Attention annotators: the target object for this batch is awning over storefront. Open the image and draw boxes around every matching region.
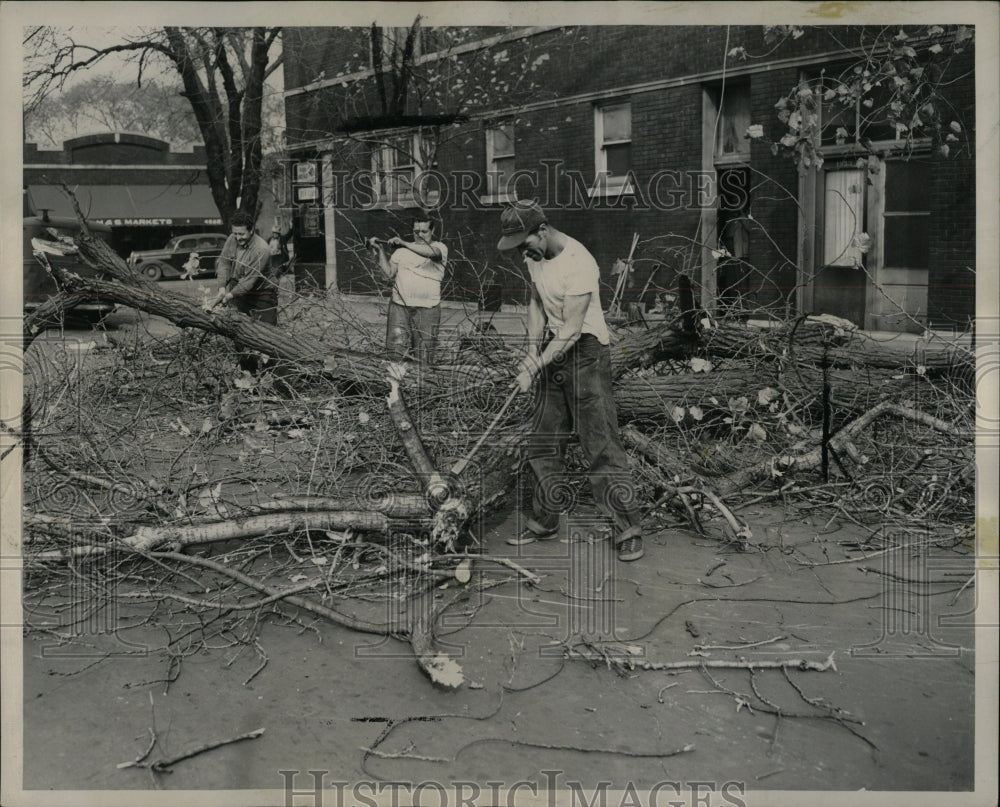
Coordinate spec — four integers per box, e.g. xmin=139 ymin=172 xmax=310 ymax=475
xmin=27 ymin=184 xmax=223 ymax=227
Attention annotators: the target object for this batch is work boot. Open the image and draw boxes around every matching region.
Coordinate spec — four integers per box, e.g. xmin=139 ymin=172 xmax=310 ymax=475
xmin=616 ymin=526 xmax=644 ymax=562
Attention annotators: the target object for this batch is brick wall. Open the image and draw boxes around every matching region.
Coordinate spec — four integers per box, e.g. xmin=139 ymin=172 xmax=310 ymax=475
xmin=926 ymin=48 xmax=976 ymax=330
xmin=285 ymin=26 xmax=977 ymax=328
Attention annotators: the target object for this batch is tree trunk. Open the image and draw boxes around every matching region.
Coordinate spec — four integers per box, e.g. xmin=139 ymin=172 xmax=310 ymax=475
xmin=614 ymin=368 xmax=763 ymax=418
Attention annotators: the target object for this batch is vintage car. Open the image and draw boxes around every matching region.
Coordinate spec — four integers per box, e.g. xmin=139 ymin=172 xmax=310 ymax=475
xmin=127 ymin=232 xmax=229 ymax=281
xmin=24 ymin=213 xmax=116 ymax=322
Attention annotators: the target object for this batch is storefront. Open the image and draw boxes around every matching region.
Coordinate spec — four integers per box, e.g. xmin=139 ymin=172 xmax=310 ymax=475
xmin=24 ymin=133 xmax=222 ymax=259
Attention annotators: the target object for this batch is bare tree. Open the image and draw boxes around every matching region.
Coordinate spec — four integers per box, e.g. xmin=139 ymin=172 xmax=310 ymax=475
xmin=24 ymin=75 xmax=201 ymax=147
xmin=23 ymin=26 xmax=285 ymax=228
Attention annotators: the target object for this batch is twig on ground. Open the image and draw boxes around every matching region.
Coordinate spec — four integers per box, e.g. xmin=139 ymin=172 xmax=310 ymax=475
xmin=149 ymin=727 xmax=265 ymax=772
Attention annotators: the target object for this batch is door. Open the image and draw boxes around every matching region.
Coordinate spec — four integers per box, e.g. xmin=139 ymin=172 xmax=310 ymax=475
xmin=812 ymin=157 xmax=930 ymax=332
xmin=867 ymin=160 xmax=930 ymax=333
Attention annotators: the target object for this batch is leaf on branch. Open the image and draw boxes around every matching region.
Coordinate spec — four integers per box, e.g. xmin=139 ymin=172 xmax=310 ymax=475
xmin=530 ymin=53 xmax=550 ymax=71
xmin=728 ymin=396 xmax=749 ymax=416
xmin=757 ymin=387 xmax=780 ymax=406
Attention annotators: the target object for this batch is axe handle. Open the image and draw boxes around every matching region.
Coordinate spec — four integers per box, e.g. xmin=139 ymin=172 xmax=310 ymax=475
xmin=450 ymin=384 xmax=520 ymax=478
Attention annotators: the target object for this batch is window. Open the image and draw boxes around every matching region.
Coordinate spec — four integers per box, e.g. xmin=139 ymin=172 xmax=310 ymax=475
xmin=485 ymin=122 xmax=515 ymax=200
xmin=883 ymin=161 xmax=929 ymax=269
xmin=801 ymin=71 xmax=909 ymax=149
xmin=594 ymin=102 xmax=632 ymax=191
xmin=713 ymin=84 xmax=751 ymax=164
xmin=371 ymin=133 xmax=421 ymax=205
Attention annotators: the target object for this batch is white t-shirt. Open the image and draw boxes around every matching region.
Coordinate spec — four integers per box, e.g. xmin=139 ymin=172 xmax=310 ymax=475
xmin=391 ymin=241 xmax=448 ymax=307
xmin=527 ymin=235 xmax=610 ymax=345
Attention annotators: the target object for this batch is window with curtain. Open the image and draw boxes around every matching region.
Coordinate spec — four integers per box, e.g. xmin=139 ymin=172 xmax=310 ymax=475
xmin=823 ymin=168 xmax=866 ymax=266
xmin=714 ymin=84 xmax=751 ymax=164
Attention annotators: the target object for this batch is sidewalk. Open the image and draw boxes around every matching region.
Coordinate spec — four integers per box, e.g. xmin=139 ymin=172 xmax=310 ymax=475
xmin=333 ymin=291 xmax=532 ymax=339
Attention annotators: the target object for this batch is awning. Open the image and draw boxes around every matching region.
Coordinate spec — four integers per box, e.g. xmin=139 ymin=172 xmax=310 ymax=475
xmin=27 ymin=184 xmax=223 ymax=227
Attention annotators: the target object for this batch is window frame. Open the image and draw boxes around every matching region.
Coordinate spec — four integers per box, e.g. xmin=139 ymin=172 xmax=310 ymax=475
xmin=592 ymin=100 xmax=634 ymax=197
xmin=483 ymin=121 xmax=516 ymax=203
xmin=711 ymin=82 xmax=752 ymax=166
xmin=370 ymin=131 xmax=424 ymax=207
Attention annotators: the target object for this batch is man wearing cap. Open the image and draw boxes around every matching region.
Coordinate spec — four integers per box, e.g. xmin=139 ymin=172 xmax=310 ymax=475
xmin=498 ymin=200 xmax=644 ymax=562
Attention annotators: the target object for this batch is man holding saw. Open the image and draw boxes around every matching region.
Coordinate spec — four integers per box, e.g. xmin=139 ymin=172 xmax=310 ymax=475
xmin=369 ymin=211 xmax=448 ymax=365
xmin=497 ymin=200 xmax=644 ymax=562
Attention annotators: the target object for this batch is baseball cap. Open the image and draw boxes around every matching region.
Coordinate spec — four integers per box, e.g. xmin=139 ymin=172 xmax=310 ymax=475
xmin=497 ymin=200 xmax=547 ymax=251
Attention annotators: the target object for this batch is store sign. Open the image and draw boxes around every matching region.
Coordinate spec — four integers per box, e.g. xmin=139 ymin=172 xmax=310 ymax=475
xmin=293 ymin=162 xmax=318 ymax=183
xmin=294 ymin=186 xmax=319 ymax=202
xmin=96 ymin=218 xmax=223 ymax=227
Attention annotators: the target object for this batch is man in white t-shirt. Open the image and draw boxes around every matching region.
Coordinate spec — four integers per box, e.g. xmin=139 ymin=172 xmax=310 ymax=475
xmin=497 ymin=200 xmax=644 ymax=562
xmin=370 ymin=212 xmax=448 ymax=364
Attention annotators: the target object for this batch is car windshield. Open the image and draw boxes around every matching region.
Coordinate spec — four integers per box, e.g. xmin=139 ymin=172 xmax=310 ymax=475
xmin=163 ymin=237 xmax=183 ymax=250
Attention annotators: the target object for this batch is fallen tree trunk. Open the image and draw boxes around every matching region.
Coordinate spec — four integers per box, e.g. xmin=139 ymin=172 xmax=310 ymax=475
xmin=614 ymin=369 xmax=762 ymax=418
xmin=50 ymin=219 xmax=973 ymax=391
xmin=27 ymin=512 xmax=398 ymax=559
xmin=614 ymin=364 xmax=906 ymax=420
xmin=702 ymin=319 xmax=971 ymax=372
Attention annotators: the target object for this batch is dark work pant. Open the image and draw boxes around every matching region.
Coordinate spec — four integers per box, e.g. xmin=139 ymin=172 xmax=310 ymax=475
xmin=386 ymin=301 xmax=440 ymax=365
xmin=233 ymin=289 xmax=278 ymax=375
xmin=523 ymin=334 xmax=642 ymax=538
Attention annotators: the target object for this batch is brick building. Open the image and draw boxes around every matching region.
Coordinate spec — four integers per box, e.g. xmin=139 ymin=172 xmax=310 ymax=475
xmin=23 ymin=133 xmax=222 ymax=258
xmin=281 ymin=25 xmax=976 ymax=333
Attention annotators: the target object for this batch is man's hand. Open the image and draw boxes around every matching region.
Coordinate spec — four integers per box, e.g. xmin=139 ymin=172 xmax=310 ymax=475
xmin=387 ymin=236 xmax=406 ymax=248
xmin=514 ymin=354 xmax=542 ymax=393
xmin=205 ymin=288 xmax=233 ymax=311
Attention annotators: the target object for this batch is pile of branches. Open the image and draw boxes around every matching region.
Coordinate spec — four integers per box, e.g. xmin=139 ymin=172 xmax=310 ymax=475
xmin=18 ymin=216 xmax=976 ymax=688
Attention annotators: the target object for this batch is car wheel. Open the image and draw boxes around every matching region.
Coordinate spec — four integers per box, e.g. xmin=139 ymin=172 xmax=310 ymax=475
xmin=141 ymin=262 xmax=167 ymax=281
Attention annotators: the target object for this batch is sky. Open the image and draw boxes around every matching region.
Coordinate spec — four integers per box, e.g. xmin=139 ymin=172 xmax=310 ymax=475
xmin=23 ymin=25 xmax=285 ymax=150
